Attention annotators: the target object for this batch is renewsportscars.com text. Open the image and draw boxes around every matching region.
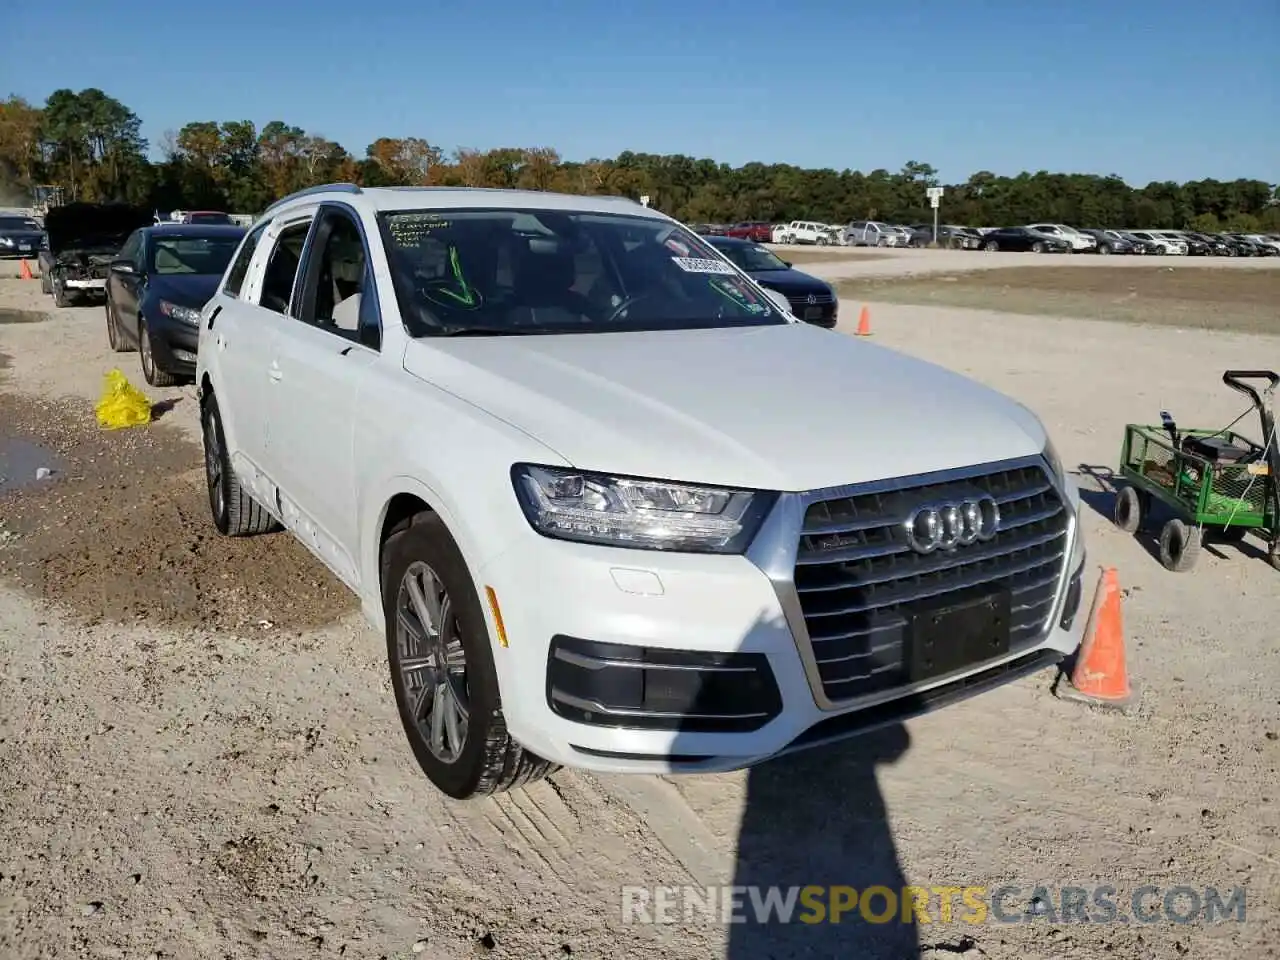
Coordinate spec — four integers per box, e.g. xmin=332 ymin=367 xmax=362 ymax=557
xmin=621 ymin=884 xmax=1248 ymax=926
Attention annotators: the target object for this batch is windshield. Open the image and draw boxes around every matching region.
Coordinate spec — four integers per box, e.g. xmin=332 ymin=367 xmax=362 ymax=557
xmin=378 ymin=208 xmax=789 ymax=336
xmin=713 ymin=242 xmax=789 ymax=272
xmin=148 ymin=235 xmax=242 ymax=275
xmin=0 ymin=217 xmax=39 ymax=231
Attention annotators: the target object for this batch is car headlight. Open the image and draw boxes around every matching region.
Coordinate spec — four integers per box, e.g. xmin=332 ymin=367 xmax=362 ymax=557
xmin=159 ymin=300 xmax=202 ymax=325
xmin=511 ymin=464 xmax=777 ymax=553
xmin=1042 ymin=437 xmax=1067 ymax=488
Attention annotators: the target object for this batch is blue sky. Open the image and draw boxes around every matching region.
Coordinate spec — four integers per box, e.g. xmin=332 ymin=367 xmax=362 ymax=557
xmin=2 ymin=0 xmax=1275 ymax=186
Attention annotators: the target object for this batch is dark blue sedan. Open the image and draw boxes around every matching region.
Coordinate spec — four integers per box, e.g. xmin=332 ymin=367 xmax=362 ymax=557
xmin=104 ymin=223 xmax=246 ymax=386
xmin=702 ymin=235 xmax=839 ymax=328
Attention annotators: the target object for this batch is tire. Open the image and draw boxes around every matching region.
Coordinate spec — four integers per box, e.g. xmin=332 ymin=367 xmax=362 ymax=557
xmin=105 ymin=298 xmax=133 ymax=353
xmin=138 ymin=317 xmax=178 ymax=387
xmin=40 ymin=269 xmax=50 ymax=295
xmin=201 ymin=393 xmax=279 ymax=537
xmin=1158 ymin=518 xmax=1201 ymax=572
xmin=382 ymin=511 xmax=557 ymax=800
xmin=1113 ymin=485 xmax=1144 ymax=533
xmin=52 ymin=279 xmax=71 ymax=308
xmin=984 ymin=240 xmax=998 ymax=252
xmin=1099 ymin=244 xmax=1112 ymax=255
xmin=1031 ymin=241 xmax=1045 ymax=253
xmin=1269 ymin=543 xmax=1280 ymax=572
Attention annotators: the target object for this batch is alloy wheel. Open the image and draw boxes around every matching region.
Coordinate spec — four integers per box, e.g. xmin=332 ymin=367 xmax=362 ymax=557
xmin=395 ymin=561 xmax=470 ymax=764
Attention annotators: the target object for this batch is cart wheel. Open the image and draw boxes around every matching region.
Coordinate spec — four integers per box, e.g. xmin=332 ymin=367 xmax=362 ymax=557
xmin=1113 ymin=486 xmax=1144 ymax=533
xmin=1158 ymin=518 xmax=1201 ymax=572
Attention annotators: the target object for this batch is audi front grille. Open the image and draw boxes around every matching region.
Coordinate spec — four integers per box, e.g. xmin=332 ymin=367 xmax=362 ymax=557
xmin=789 ymin=461 xmax=1070 ymax=705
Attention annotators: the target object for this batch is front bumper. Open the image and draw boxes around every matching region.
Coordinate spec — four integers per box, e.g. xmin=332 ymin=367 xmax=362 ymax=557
xmin=478 ymin=456 xmax=1088 ymax=774
xmin=144 ymin=310 xmax=201 ymax=374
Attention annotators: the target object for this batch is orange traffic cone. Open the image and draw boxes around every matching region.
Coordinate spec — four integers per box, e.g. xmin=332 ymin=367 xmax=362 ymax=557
xmin=18 ymin=258 xmax=34 ymax=280
xmin=855 ymin=304 xmax=872 ymax=336
xmin=1054 ymin=566 xmax=1137 ymax=709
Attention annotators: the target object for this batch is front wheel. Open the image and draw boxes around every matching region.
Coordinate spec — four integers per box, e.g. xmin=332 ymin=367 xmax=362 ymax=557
xmin=1113 ymin=485 xmax=1144 ymax=533
xmin=383 ymin=511 xmax=557 ymax=800
xmin=1031 ymin=241 xmax=1046 ymax=253
xmin=1099 ymin=244 xmax=1112 ymax=255
xmin=138 ymin=317 xmax=178 ymax=387
xmin=984 ymin=240 xmax=999 ymax=252
xmin=1158 ymin=518 xmax=1201 ymax=572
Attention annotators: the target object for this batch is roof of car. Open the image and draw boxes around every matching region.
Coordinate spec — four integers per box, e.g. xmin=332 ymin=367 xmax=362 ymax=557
xmin=264 ymin=183 xmax=661 ymax=219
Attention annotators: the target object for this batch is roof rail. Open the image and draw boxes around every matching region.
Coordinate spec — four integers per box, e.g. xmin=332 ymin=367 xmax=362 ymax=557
xmin=263 ymin=182 xmax=362 ymax=215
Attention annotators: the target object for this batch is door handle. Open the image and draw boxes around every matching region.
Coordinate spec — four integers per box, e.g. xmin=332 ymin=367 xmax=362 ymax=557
xmin=268 ymin=361 xmax=283 ymax=382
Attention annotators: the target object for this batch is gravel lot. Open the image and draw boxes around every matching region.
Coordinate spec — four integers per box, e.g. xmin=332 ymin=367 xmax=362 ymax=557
xmin=1 ymin=251 xmax=1277 ymax=960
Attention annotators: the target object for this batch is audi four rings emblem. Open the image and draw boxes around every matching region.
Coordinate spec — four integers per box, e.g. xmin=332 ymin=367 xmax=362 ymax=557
xmin=904 ymin=496 xmax=1001 ymax=554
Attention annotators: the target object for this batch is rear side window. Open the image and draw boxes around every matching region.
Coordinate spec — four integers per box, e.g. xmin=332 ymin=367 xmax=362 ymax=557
xmin=223 ymin=221 xmax=269 ymax=298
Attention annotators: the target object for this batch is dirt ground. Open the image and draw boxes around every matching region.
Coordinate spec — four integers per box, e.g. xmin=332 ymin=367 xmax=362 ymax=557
xmin=1 ymin=251 xmax=1278 ymax=960
xmin=835 ymin=266 xmax=1280 ymax=334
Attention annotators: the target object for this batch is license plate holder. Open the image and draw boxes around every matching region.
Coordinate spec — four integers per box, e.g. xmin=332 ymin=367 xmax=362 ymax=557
xmin=804 ymin=306 xmax=823 ymax=321
xmin=904 ymin=590 xmax=1011 ymax=683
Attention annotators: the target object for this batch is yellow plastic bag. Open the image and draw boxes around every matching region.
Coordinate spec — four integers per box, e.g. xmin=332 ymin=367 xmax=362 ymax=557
xmin=94 ymin=368 xmax=153 ymax=429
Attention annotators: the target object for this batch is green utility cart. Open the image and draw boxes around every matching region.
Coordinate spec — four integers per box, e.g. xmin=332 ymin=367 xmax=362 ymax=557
xmin=1112 ymin=370 xmax=1279 ymax=572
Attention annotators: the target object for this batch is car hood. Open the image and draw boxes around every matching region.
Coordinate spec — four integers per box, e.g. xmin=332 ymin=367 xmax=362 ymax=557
xmin=401 ymin=323 xmax=1047 ymax=491
xmin=744 ymin=268 xmax=832 ymax=294
xmin=147 ymin=273 xmax=222 ymax=308
xmin=44 ymin=202 xmax=151 ymax=254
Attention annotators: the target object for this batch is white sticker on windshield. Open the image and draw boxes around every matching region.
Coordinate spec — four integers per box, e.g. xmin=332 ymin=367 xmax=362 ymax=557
xmin=671 ymin=256 xmax=737 ymax=275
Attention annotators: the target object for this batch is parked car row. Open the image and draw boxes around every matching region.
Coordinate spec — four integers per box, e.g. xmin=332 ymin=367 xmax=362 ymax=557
xmin=35 ymin=201 xmax=247 ymax=386
xmin=694 ymin=218 xmax=1280 ymax=257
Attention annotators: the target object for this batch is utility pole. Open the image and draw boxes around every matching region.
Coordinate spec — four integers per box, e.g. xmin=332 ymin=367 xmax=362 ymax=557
xmin=926 ymin=186 xmax=944 ymax=246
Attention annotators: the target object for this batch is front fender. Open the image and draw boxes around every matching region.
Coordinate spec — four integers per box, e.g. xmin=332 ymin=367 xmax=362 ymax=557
xmin=354 ymin=371 xmax=569 ymax=633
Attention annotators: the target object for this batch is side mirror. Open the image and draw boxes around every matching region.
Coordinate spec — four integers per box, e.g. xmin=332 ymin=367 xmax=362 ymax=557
xmin=763 ymin=288 xmax=793 ymax=316
xmin=110 ymin=259 xmax=135 ymax=274
xmin=782 ymin=260 xmax=793 ymax=268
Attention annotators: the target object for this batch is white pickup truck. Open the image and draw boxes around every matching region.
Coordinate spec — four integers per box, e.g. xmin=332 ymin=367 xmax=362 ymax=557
xmin=196 ymin=184 xmax=1088 ymax=799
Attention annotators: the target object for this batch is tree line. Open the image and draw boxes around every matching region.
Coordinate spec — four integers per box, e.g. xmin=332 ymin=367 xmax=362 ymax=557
xmin=1 ymin=87 xmax=1277 ymax=233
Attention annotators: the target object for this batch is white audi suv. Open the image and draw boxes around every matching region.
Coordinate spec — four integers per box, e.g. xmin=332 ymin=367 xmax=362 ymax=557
xmin=196 ymin=184 xmax=1088 ymax=799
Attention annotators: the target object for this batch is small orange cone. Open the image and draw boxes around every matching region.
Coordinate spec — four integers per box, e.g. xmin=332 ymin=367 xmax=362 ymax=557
xmin=19 ymin=258 xmax=34 ymax=280
xmin=855 ymin=304 xmax=872 ymax=336
xmin=1055 ymin=566 xmax=1137 ymax=709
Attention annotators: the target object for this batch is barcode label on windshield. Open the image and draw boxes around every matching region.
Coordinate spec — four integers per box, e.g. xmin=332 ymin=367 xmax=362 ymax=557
xmin=671 ymin=257 xmax=737 ymax=275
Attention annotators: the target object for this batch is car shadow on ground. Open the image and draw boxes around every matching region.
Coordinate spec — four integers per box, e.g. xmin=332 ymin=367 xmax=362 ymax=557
xmin=724 ymin=724 xmax=923 ymax=959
